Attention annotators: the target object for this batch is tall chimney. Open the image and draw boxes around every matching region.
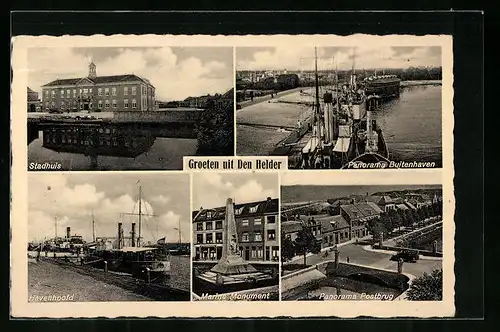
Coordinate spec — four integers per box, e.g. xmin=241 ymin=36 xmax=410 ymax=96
xmin=131 ymin=223 xmax=136 ymax=247
xmin=117 ymin=223 xmax=123 ymax=249
xmin=66 ymin=227 xmax=71 ymax=239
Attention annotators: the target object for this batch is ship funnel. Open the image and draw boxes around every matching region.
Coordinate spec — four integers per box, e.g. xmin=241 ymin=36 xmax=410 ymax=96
xmin=117 ymin=223 xmax=123 ymax=249
xmin=66 ymin=227 xmax=71 ymax=239
xmin=131 ymin=223 xmax=136 ymax=247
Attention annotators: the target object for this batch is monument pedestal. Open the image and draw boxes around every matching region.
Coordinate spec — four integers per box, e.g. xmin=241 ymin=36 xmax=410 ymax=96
xmin=211 ymin=254 xmax=258 ymax=275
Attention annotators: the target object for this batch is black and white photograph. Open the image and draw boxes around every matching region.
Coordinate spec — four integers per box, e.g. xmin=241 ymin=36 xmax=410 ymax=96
xmin=27 ymin=173 xmax=191 ymax=302
xmin=27 ymin=46 xmax=234 ymax=171
xmin=236 ymin=45 xmax=443 ymax=169
xmin=191 ymin=173 xmax=280 ymax=301
xmin=280 ymin=173 xmax=443 ymax=301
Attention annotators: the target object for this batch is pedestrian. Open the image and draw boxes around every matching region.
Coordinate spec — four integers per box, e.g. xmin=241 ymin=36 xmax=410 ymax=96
xmin=347 ymin=256 xmax=350 ymax=263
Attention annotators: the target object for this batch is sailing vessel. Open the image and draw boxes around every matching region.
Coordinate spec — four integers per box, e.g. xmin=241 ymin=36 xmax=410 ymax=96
xmin=86 ymin=182 xmax=171 ymax=279
xmin=294 ymin=47 xmax=391 ymax=169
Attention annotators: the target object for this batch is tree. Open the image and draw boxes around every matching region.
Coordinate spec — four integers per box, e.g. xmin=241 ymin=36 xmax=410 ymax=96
xmin=195 ymin=94 xmax=234 ymax=156
xmin=281 ymin=234 xmax=295 ymax=262
xmin=366 ymin=216 xmax=386 ymax=242
xmin=293 ymin=226 xmax=320 ymax=267
xmin=406 ymin=269 xmax=443 ymax=301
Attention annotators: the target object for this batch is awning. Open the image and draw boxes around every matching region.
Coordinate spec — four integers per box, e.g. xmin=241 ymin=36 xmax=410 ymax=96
xmin=333 ymin=137 xmax=351 ymax=153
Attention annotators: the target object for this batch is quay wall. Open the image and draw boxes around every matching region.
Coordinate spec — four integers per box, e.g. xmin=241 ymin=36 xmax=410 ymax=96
xmin=112 ymin=110 xmax=202 ymax=123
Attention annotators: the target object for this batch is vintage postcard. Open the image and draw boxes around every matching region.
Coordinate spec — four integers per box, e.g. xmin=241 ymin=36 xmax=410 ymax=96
xmin=11 ymin=34 xmax=454 ymax=318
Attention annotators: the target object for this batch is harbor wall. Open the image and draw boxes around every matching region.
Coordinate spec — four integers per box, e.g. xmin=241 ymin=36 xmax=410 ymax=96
xmin=112 ymin=109 xmax=202 ymax=123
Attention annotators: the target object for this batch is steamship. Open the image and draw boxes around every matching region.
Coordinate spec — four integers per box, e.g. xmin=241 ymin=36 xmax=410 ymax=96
xmin=361 ymin=74 xmax=401 ymax=99
xmin=86 ymin=183 xmax=171 ymax=279
xmin=279 ymin=47 xmax=391 ymax=169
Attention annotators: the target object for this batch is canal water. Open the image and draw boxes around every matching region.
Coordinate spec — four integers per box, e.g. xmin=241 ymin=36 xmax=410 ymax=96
xmin=237 ymin=84 xmax=442 ymax=166
xmin=161 ymin=255 xmax=190 ymax=291
xmin=28 ymin=132 xmax=197 ymax=171
xmin=291 ymin=276 xmax=404 ymax=301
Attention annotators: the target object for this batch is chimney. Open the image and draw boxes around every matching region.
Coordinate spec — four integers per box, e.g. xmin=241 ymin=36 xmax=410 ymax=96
xmin=117 ymin=223 xmax=123 ymax=249
xmin=267 ymin=197 xmax=272 ymax=201
xmin=131 ymin=223 xmax=136 ymax=247
xmin=66 ymin=227 xmax=71 ymax=239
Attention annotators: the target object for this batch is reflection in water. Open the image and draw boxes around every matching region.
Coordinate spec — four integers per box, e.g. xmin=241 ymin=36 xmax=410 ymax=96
xmin=28 ymin=123 xmax=198 ymax=170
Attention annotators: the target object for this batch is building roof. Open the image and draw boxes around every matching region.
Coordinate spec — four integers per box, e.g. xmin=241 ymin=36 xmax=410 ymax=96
xmin=192 ymin=198 xmax=279 ymax=222
xmin=42 ymin=74 xmax=153 ymax=87
xmin=396 ymin=204 xmax=409 ymax=210
xmin=281 ymin=221 xmax=303 ymax=234
xmin=340 ymin=202 xmax=382 ymax=221
xmin=115 ymin=247 xmax=157 ymax=253
xmin=321 ymin=215 xmax=350 ymax=233
xmin=377 ymin=195 xmax=393 ymax=205
xmin=404 ymin=201 xmax=417 ymax=210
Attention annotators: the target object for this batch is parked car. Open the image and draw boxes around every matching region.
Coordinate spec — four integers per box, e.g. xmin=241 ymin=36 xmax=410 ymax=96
xmin=390 ymin=250 xmax=419 ymax=263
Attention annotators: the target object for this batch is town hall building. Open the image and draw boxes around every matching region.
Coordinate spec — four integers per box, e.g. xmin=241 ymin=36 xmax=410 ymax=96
xmin=41 ymin=62 xmax=156 ymax=112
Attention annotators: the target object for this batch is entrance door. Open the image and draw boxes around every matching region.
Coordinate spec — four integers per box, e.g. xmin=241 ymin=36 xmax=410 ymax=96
xmin=244 ymin=247 xmax=250 ymax=260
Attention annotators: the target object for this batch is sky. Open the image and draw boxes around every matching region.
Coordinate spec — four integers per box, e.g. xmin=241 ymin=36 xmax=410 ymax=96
xmin=236 ymin=46 xmax=441 ymax=71
xmin=28 ymin=173 xmax=190 ymax=244
xmin=192 ymin=173 xmax=279 ymax=210
xmin=28 ymin=47 xmax=233 ymax=101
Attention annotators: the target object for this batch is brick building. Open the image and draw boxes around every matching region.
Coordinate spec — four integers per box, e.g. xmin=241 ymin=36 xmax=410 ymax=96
xmin=192 ymin=197 xmax=279 ymax=262
xmin=41 ymin=62 xmax=156 ymax=112
xmin=27 ymin=87 xmax=41 ymax=112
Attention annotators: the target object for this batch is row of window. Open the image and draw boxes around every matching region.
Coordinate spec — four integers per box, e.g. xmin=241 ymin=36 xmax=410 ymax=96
xmin=45 ymin=99 xmax=138 ymax=109
xmin=195 ymin=215 xmax=276 ymax=231
xmin=44 ymin=86 xmax=155 ymax=99
xmin=44 ymin=135 xmax=140 ymax=148
xmin=195 ymin=229 xmax=276 ymax=244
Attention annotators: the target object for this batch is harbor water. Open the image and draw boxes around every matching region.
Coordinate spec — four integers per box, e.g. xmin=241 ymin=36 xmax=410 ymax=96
xmin=237 ymin=84 xmax=442 ymax=166
xmin=28 ymin=134 xmax=197 ymax=170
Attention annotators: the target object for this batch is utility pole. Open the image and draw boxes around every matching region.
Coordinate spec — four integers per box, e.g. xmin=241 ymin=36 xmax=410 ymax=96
xmin=54 ymin=216 xmax=58 ymax=239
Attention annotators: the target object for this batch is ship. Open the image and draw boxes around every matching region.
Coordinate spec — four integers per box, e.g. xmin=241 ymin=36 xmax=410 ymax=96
xmin=361 ymin=74 xmax=401 ymax=99
xmin=279 ymin=47 xmax=391 ymax=169
xmin=85 ymin=182 xmax=172 ymax=279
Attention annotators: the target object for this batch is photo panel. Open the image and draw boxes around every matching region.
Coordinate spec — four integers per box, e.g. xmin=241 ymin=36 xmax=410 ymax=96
xmin=27 ymin=46 xmax=235 ymax=171
xmin=191 ymin=172 xmax=280 ymax=301
xmin=280 ymin=171 xmax=445 ymax=302
xmin=236 ymin=45 xmax=443 ymax=170
xmin=27 ymin=172 xmax=191 ymax=302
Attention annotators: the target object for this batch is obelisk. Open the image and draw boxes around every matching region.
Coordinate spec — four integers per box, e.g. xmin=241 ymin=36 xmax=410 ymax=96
xmin=210 ymin=198 xmax=257 ymax=275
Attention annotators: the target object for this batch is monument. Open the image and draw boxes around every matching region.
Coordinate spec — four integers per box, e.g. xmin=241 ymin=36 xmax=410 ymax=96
xmin=211 ymin=198 xmax=258 ymax=275
xmin=195 ymin=198 xmax=275 ymax=292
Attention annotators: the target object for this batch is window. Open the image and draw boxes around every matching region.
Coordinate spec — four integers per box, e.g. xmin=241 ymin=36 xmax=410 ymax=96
xmin=196 ymin=223 xmax=203 ymax=231
xmin=73 ymin=89 xmax=76 ymax=97
xmin=105 ymin=88 xmax=109 ymax=96
xmin=254 ymin=232 xmax=262 ymax=241
xmin=257 ymin=246 xmax=263 ymax=259
xmin=254 ymin=218 xmax=262 ymax=225
xmin=79 ymin=89 xmax=83 ymax=95
xmin=242 ymin=232 xmax=249 ymax=242
xmin=83 ymin=88 xmax=88 ymax=95
xmin=241 ymin=219 xmax=249 ymax=227
xmin=61 ymin=101 xmax=65 ymax=109
xmin=132 ymin=99 xmax=137 ymax=109
xmin=132 ymin=86 xmax=137 ymax=95
xmin=124 ymin=86 xmax=128 ymax=95
xmin=60 ymin=90 xmax=64 ymax=97
xmin=206 ymin=233 xmax=213 ymax=244
xmin=249 ymin=205 xmax=259 ymax=213
xmin=89 ymin=88 xmax=92 ymax=94
xmin=205 ymin=222 xmax=213 ymax=231
xmin=98 ymin=101 xmax=103 ymax=109
xmin=215 ymin=221 xmax=223 ymax=229
xmin=196 ymin=234 xmax=203 ymax=244
xmin=267 ymin=215 xmax=276 ymax=224
xmin=124 ymin=99 xmax=128 ymax=108
xmin=105 ymin=100 xmax=110 ymax=108
xmin=51 ymin=90 xmax=55 ymax=98
xmin=98 ymin=88 xmax=102 ymax=96
xmin=45 ymin=90 xmax=48 ymax=97
xmin=272 ymin=246 xmax=279 ymax=260
xmin=112 ymin=100 xmax=117 ymax=108
xmin=79 ymin=103 xmax=83 ymax=110
xmin=206 ymin=211 xmax=212 ymax=219
xmin=45 ymin=102 xmax=49 ymax=108
xmin=215 ymin=232 xmax=222 ymax=243
xmin=235 ymin=207 xmax=244 ymax=215
xmin=112 ymin=87 xmax=116 ymax=96
xmin=267 ymin=230 xmax=276 ymax=240
xmin=66 ymin=89 xmax=70 ymax=97
xmin=251 ymin=246 xmax=257 ymax=259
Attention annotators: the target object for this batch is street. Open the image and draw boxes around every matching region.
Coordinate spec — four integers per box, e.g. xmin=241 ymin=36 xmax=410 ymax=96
xmin=291 ymin=242 xmax=442 ymax=278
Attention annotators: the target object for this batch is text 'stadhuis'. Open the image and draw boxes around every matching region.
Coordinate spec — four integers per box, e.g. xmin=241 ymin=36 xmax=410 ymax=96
xmin=41 ymin=62 xmax=156 ymax=112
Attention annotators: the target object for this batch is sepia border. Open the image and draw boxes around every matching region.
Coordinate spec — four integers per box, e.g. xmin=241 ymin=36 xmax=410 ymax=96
xmin=11 ymin=34 xmax=454 ymax=318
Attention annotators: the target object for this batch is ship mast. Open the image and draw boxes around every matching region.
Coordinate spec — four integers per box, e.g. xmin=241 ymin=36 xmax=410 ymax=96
xmin=138 ymin=184 xmax=142 ymax=247
xmin=54 ymin=216 xmax=58 ymax=239
xmin=92 ymin=210 xmax=96 ymax=242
